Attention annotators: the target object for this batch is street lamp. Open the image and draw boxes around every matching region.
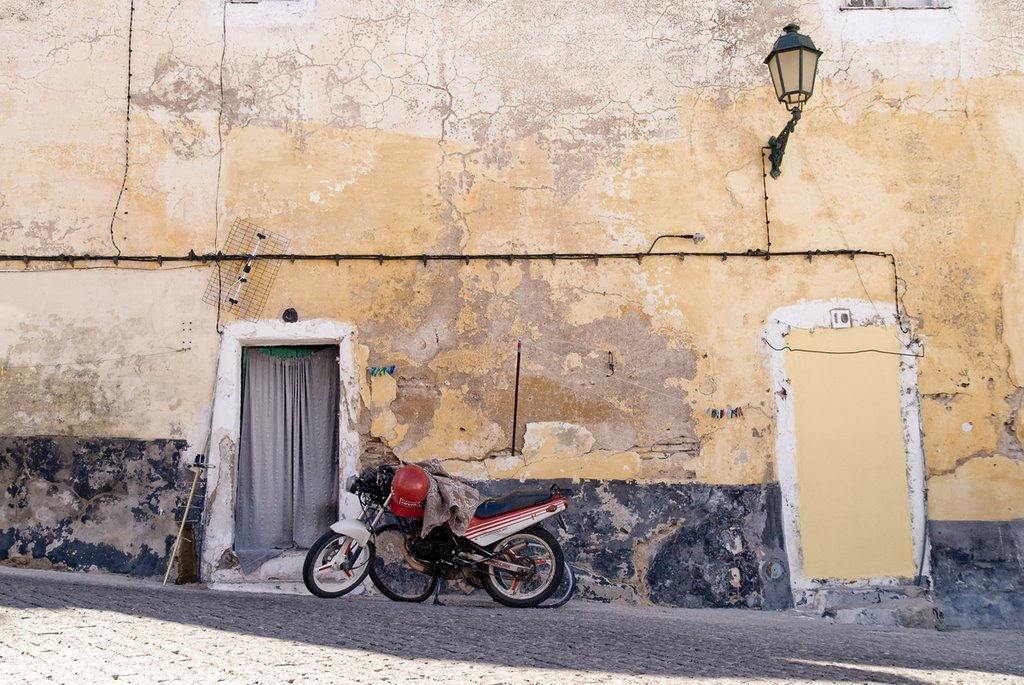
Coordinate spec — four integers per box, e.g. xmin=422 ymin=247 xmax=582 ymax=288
xmin=764 ymin=23 xmax=822 ymax=178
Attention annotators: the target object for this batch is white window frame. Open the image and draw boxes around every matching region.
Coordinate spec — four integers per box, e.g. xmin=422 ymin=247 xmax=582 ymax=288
xmin=841 ymin=0 xmax=951 ymax=9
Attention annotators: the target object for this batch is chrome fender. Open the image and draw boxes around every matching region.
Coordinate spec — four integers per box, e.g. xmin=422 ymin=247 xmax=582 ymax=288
xmin=329 ymin=519 xmax=372 ymax=547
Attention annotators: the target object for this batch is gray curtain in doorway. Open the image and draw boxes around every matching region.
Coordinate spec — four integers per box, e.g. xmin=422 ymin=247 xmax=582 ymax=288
xmin=234 ymin=346 xmax=339 ymax=574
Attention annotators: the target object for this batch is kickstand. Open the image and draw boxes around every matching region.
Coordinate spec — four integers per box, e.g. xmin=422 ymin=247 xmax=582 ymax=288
xmin=432 ymin=577 xmax=444 ymax=605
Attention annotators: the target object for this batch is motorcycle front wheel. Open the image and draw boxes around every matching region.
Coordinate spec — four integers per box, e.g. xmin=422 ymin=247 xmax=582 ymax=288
xmin=302 ymin=530 xmax=374 ymax=598
xmin=482 ymin=526 xmax=564 ymax=608
xmin=539 ymin=563 xmax=577 ymax=608
xmin=368 ymin=523 xmax=438 ymax=602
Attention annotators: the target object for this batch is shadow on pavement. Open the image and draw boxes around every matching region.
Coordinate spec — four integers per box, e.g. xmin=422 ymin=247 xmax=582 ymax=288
xmin=1 ymin=566 xmax=1022 ymax=684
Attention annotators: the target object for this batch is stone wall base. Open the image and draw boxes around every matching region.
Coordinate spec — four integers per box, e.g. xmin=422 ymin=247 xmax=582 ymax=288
xmin=929 ymin=519 xmax=1024 ymax=629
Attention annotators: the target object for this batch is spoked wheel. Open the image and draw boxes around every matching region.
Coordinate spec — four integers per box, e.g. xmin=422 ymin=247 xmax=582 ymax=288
xmin=302 ymin=531 xmax=373 ymax=598
xmin=482 ymin=526 xmax=564 ymax=608
xmin=368 ymin=524 xmax=438 ymax=603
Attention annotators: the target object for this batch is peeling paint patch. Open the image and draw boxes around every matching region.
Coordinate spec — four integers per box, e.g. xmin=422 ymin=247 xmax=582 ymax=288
xmin=0 ymin=437 xmax=187 ymax=576
xmin=474 ymin=479 xmax=790 ymax=610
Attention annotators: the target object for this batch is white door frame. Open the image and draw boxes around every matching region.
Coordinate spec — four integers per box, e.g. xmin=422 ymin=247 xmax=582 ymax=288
xmin=200 ymin=319 xmax=362 ymax=585
xmin=762 ymin=300 xmax=929 ymax=596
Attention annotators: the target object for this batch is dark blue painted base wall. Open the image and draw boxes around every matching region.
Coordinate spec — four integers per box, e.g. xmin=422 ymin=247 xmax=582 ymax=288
xmin=7 ymin=437 xmax=1020 ymax=626
xmin=930 ymin=519 xmax=1024 ymax=629
xmin=475 ymin=479 xmax=793 ymax=610
xmin=1 ymin=436 xmax=188 ymax=576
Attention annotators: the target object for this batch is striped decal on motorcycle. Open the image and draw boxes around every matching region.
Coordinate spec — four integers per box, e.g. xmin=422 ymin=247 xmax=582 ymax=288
xmin=464 ymin=498 xmax=567 ymax=542
xmin=465 ymin=507 xmax=538 ymax=538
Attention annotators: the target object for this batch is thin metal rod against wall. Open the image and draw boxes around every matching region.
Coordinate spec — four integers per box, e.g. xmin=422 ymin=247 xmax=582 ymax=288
xmin=511 ymin=339 xmax=522 ymax=456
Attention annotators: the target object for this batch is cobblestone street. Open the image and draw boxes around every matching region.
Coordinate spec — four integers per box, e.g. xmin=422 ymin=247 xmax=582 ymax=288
xmin=0 ymin=566 xmax=1021 ymax=684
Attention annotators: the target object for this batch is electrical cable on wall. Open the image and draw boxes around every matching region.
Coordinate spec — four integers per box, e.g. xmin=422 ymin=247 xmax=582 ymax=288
xmin=214 ymin=0 xmax=228 ymax=252
xmin=107 ymin=0 xmax=136 ymax=257
xmin=762 ymin=338 xmax=923 ymax=358
xmin=0 ymin=264 xmax=205 ymax=273
xmin=760 ymin=147 xmax=773 ymax=254
xmin=791 ymin=130 xmax=914 ymax=338
xmin=0 ymin=245 xmax=912 ymax=333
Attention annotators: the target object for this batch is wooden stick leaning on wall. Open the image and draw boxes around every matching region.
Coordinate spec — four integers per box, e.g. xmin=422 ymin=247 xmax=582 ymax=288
xmin=163 ymin=455 xmax=209 ymax=586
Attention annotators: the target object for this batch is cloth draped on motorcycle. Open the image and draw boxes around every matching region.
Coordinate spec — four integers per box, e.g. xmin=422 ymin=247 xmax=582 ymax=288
xmin=413 ymin=459 xmax=485 ymax=536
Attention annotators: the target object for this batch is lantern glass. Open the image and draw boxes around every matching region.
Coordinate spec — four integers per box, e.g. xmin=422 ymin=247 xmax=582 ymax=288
xmin=764 ymin=24 xmax=822 ymax=108
xmin=800 ymin=50 xmax=820 ymax=97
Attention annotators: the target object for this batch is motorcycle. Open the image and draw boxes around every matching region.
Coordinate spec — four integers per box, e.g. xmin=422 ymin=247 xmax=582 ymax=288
xmin=302 ymin=462 xmax=572 ymax=608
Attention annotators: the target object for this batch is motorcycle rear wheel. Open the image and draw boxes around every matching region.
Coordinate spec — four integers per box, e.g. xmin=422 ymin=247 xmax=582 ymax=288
xmin=482 ymin=526 xmax=564 ymax=608
xmin=368 ymin=524 xmax=438 ymax=603
xmin=302 ymin=530 xmax=373 ymax=598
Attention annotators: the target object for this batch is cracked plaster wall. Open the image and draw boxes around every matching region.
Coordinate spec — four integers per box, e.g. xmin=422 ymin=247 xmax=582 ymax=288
xmin=1 ymin=1 xmax=1024 ymax=603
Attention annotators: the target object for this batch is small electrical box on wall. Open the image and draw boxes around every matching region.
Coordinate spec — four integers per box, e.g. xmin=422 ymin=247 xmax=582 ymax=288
xmin=830 ymin=308 xmax=853 ymax=328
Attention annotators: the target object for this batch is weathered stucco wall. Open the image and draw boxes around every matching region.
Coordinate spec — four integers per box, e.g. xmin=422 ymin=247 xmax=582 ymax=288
xmin=2 ymin=0 xmax=1023 ymax=624
xmin=1 ymin=436 xmax=188 ymax=575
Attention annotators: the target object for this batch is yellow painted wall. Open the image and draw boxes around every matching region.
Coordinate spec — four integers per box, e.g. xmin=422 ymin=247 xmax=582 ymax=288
xmin=928 ymin=456 xmax=1024 ymax=521
xmin=0 ymin=1 xmax=1022 ymax=528
xmin=786 ymin=327 xmax=915 ymax=580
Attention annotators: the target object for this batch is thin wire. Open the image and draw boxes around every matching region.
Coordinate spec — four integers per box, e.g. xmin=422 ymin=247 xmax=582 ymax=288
xmin=760 ymin=146 xmax=772 ymax=254
xmin=212 ymin=1 xmax=229 ymax=334
xmin=889 ymin=254 xmax=911 ymax=335
xmin=214 ymin=0 xmax=228 ymax=251
xmin=793 ymin=134 xmax=913 ymax=337
xmin=762 ymin=338 xmax=924 ymax=358
xmin=107 ymin=0 xmax=134 ymax=257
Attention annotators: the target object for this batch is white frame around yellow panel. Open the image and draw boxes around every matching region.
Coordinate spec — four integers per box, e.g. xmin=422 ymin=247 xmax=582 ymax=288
xmin=763 ymin=300 xmax=928 ymax=597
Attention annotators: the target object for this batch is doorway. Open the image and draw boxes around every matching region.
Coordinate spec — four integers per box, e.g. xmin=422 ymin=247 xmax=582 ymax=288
xmin=233 ymin=345 xmax=339 ymax=574
xmin=201 ymin=319 xmax=361 ymax=586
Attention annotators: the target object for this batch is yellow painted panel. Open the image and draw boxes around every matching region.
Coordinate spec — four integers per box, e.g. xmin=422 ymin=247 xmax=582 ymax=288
xmin=786 ymin=327 xmax=915 ymax=580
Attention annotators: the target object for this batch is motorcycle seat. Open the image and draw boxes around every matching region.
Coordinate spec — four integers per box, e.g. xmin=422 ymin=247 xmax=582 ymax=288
xmin=473 ymin=490 xmax=554 ymax=519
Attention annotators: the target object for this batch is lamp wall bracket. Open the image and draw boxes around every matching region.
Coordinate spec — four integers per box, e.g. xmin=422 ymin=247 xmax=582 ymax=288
xmin=768 ymin=107 xmax=802 ymax=179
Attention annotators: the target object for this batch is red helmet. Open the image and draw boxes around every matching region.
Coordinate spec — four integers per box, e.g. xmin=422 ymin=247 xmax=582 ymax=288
xmin=390 ymin=464 xmax=429 ymax=518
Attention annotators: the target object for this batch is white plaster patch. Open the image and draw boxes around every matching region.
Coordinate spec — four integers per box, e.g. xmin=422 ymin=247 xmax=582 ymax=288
xmin=319 ymin=163 xmax=372 ymax=195
xmin=562 ymin=352 xmax=583 ymax=373
xmin=522 ymin=421 xmax=596 ymax=458
xmin=820 ymin=0 xmax=972 ymax=50
xmin=593 ymin=481 xmax=641 ymax=539
xmin=216 ymin=0 xmax=316 ymax=28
